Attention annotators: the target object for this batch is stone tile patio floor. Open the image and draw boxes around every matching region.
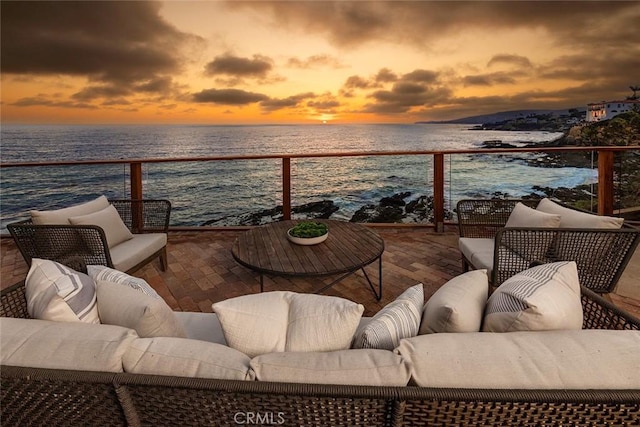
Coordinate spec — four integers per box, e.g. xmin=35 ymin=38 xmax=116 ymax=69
xmin=2 ymin=226 xmax=639 ymax=319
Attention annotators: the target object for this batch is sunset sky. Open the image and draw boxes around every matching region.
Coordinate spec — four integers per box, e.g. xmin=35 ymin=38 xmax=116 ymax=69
xmin=2 ymin=1 xmax=639 ymax=125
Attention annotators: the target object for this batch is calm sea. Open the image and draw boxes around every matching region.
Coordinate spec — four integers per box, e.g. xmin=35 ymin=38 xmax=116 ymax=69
xmin=0 ymin=124 xmax=596 ymax=230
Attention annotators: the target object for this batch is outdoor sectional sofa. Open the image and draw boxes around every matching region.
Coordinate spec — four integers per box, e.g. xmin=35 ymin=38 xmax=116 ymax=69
xmin=2 ymin=258 xmax=639 ymax=426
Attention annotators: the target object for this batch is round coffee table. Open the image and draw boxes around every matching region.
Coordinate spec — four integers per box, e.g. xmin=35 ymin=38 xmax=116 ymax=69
xmin=231 ymin=220 xmax=384 ymax=300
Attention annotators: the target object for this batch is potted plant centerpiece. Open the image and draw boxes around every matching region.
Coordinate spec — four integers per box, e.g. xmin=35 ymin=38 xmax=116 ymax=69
xmin=287 ymin=221 xmax=329 ymax=245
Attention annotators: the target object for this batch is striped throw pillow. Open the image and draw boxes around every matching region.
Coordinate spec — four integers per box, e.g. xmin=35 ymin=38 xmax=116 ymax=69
xmin=87 ymin=265 xmax=159 ymax=298
xmin=353 ymin=283 xmax=424 ymax=350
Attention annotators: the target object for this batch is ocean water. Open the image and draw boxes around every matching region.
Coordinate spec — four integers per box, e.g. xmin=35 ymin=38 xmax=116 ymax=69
xmin=0 ymin=124 xmax=596 ymax=229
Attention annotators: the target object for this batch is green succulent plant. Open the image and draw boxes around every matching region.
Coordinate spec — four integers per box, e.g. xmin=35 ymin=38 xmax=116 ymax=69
xmin=289 ymin=221 xmax=328 ymax=238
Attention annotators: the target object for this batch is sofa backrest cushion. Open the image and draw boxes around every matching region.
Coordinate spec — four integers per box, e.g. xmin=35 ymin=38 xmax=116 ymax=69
xmin=123 ymin=337 xmax=254 ymax=381
xmin=396 ymin=329 xmax=640 ymax=389
xmin=420 ymin=270 xmax=488 ymax=334
xmin=26 ymin=258 xmax=100 ymax=323
xmin=96 ymin=280 xmax=186 ymax=338
xmin=536 ymin=198 xmax=624 ymax=229
xmin=213 ymin=291 xmax=364 ymax=358
xmin=30 ymin=195 xmax=110 ymax=225
xmin=0 ymin=317 xmax=137 ymax=373
xmin=482 ymin=261 xmax=583 ymax=332
xmin=352 ymin=283 xmax=423 ymax=350
xmin=250 ymin=349 xmax=410 ymax=386
xmin=69 ymin=205 xmax=133 ymax=248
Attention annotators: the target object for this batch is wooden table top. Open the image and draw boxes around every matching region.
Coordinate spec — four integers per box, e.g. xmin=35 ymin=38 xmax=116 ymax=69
xmin=231 ymin=220 xmax=384 ymax=277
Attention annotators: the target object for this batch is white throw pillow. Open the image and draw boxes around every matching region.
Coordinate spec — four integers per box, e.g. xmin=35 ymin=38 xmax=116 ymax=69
xmin=419 ymin=270 xmax=488 ymax=334
xmin=536 ymin=198 xmax=623 ymax=229
xmin=87 ymin=265 xmax=159 ymax=298
xmin=482 ymin=261 xmax=583 ymax=332
xmin=30 ymin=195 xmax=110 ymax=225
xmin=25 ymin=258 xmax=100 ymax=323
xmin=96 ymin=280 xmax=186 ymax=338
xmin=352 ymin=283 xmax=423 ymax=350
xmin=505 ymin=202 xmax=561 ymax=228
xmin=212 ymin=291 xmax=364 ymax=358
xmin=69 ymin=205 xmax=133 ymax=248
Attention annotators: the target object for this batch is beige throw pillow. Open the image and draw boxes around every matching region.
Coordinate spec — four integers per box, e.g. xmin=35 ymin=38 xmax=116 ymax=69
xmin=30 ymin=195 xmax=110 ymax=225
xmin=505 ymin=202 xmax=561 ymax=228
xmin=87 ymin=265 xmax=159 ymax=298
xmin=25 ymin=258 xmax=100 ymax=324
xmin=69 ymin=205 xmax=133 ymax=248
xmin=482 ymin=261 xmax=583 ymax=332
xmin=212 ymin=291 xmax=364 ymax=358
xmin=419 ymin=270 xmax=488 ymax=334
xmin=536 ymin=198 xmax=623 ymax=229
xmin=96 ymin=280 xmax=186 ymax=338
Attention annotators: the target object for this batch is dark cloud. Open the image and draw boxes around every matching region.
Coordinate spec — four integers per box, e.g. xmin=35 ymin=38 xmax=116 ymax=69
xmin=287 ymin=54 xmax=345 ymax=69
xmin=11 ymin=95 xmax=98 ymax=110
xmin=1 ymin=1 xmax=203 ymax=98
xmin=204 ymin=54 xmax=273 ymax=78
xmin=375 ymin=68 xmax=398 ymax=84
xmin=192 ymin=88 xmax=269 ymax=105
xmin=259 ymin=92 xmax=315 ymax=111
xmin=462 ymin=72 xmax=517 ymax=87
xmin=488 ymin=54 xmax=533 ymax=69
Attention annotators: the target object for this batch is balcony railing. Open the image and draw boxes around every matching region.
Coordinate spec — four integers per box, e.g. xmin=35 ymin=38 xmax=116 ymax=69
xmin=1 ymin=146 xmax=637 ymax=232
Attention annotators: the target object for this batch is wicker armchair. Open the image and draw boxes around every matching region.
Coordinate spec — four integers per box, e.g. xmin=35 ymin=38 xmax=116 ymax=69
xmin=457 ymin=199 xmax=640 ymax=293
xmin=7 ymin=199 xmax=171 ymax=274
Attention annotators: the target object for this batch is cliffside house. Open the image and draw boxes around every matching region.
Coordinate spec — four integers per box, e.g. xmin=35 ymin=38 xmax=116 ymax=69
xmin=586 ymin=99 xmax=640 ymax=122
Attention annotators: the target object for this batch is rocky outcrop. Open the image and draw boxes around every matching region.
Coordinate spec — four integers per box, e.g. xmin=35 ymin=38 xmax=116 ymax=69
xmin=350 ymin=192 xmax=452 ymax=223
xmin=202 ymin=200 xmax=339 ymax=226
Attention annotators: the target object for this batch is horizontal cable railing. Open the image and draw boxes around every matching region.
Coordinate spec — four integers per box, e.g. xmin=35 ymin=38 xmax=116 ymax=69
xmin=1 ymin=146 xmax=637 ymax=232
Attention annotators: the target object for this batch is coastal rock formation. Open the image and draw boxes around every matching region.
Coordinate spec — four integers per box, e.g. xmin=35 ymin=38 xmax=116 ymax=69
xmin=202 ymin=200 xmax=339 ymax=226
xmin=350 ymin=192 xmax=452 ymax=223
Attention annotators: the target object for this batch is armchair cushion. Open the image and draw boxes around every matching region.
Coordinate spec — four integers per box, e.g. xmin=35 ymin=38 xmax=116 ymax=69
xmin=109 ymin=233 xmax=167 ymax=273
xmin=458 ymin=238 xmax=495 ymax=274
xmin=419 ymin=270 xmax=488 ymax=334
xmin=483 ymin=261 xmax=583 ymax=332
xmin=25 ymin=258 xmax=100 ymax=324
xmin=536 ymin=198 xmax=623 ymax=229
xmin=96 ymin=280 xmax=186 ymax=338
xmin=352 ymin=284 xmax=423 ymax=350
xmin=69 ymin=205 xmax=133 ymax=248
xmin=30 ymin=195 xmax=110 ymax=225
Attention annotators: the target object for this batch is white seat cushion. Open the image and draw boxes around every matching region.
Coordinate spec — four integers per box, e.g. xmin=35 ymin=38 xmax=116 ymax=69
xmin=459 ymin=238 xmax=495 ymax=273
xmin=110 ymin=233 xmax=167 ymax=272
xmin=123 ymin=337 xmax=254 ymax=380
xmin=30 ymin=195 xmax=110 ymax=225
xmin=0 ymin=317 xmax=137 ymax=373
xmin=250 ymin=349 xmax=410 ymax=386
xmin=396 ymin=330 xmax=640 ymax=389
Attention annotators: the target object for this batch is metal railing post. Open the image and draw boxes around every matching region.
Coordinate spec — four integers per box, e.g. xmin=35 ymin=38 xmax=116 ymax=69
xmin=282 ymin=157 xmax=292 ymax=220
xmin=598 ymin=150 xmax=614 ymax=216
xmin=433 ymin=153 xmax=445 ymax=232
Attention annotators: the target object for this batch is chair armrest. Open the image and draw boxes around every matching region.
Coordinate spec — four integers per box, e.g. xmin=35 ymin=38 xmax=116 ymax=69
xmin=109 ymin=199 xmax=171 ymax=233
xmin=494 ymin=227 xmax=640 ymax=293
xmin=581 ymin=285 xmax=640 ymax=330
xmin=7 ymin=220 xmax=112 ymax=270
xmin=456 ymin=199 xmax=537 ymax=238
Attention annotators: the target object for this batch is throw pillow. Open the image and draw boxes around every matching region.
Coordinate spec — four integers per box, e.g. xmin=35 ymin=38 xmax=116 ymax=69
xmin=352 ymin=283 xmax=423 ymax=350
xmin=505 ymin=202 xmax=561 ymax=228
xmin=482 ymin=261 xmax=583 ymax=332
xmin=536 ymin=198 xmax=624 ymax=229
xmin=69 ymin=205 xmax=133 ymax=248
xmin=96 ymin=280 xmax=186 ymax=338
xmin=25 ymin=258 xmax=100 ymax=323
xmin=419 ymin=270 xmax=488 ymax=334
xmin=212 ymin=291 xmax=364 ymax=358
xmin=30 ymin=195 xmax=110 ymax=225
xmin=87 ymin=265 xmax=159 ymax=298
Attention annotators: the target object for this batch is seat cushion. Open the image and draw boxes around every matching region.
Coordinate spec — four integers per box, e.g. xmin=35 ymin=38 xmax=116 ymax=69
xmin=30 ymin=195 xmax=110 ymax=225
xmin=0 ymin=317 xmax=137 ymax=373
xmin=250 ymin=349 xmax=411 ymax=386
xmin=419 ymin=270 xmax=488 ymax=334
xmin=352 ymin=284 xmax=423 ymax=350
xmin=536 ymin=198 xmax=624 ymax=229
xmin=396 ymin=329 xmax=640 ymax=389
xmin=110 ymin=233 xmax=167 ymax=272
xmin=458 ymin=237 xmax=494 ymax=273
xmin=69 ymin=205 xmax=133 ymax=248
xmin=123 ymin=337 xmax=254 ymax=380
xmin=483 ymin=261 xmax=583 ymax=332
xmin=212 ymin=291 xmax=364 ymax=358
xmin=96 ymin=280 xmax=186 ymax=338
xmin=25 ymin=258 xmax=100 ymax=323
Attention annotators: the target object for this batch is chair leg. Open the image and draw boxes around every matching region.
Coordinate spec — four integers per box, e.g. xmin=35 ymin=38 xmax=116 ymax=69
xmin=159 ymin=247 xmax=168 ymax=271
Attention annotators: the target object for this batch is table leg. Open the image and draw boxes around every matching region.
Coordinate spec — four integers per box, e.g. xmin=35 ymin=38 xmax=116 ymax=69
xmin=361 ymin=256 xmax=382 ymax=301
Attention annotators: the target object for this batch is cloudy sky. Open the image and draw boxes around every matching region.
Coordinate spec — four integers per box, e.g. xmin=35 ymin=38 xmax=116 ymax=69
xmin=2 ymin=1 xmax=639 ymax=124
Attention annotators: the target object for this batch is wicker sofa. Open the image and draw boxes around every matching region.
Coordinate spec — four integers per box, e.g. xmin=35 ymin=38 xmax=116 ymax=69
xmin=2 ymin=276 xmax=639 ymax=427
xmin=457 ymin=198 xmax=640 ymax=293
xmin=7 ymin=197 xmax=171 ymax=274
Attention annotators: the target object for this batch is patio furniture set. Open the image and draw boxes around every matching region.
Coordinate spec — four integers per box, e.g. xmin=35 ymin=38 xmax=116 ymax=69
xmin=2 ymin=196 xmax=640 ymax=425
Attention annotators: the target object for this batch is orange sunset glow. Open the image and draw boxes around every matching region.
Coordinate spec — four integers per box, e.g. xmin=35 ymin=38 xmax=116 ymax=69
xmin=1 ymin=1 xmax=639 ymax=125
